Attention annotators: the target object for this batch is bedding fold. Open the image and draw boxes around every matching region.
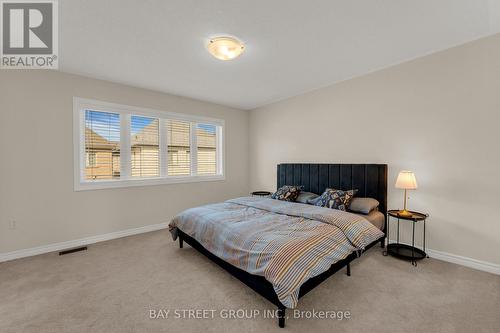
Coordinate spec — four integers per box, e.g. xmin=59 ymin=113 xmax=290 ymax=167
xmin=169 ymin=196 xmax=383 ymax=308
xmin=226 ymin=196 xmax=383 ymax=250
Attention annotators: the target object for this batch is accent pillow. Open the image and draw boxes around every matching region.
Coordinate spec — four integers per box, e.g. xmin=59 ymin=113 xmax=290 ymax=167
xmin=296 ymin=191 xmax=319 ymax=204
xmin=315 ymin=189 xmax=358 ymax=211
xmin=271 ymin=185 xmax=302 ymax=202
xmin=348 ymin=197 xmax=380 ymax=215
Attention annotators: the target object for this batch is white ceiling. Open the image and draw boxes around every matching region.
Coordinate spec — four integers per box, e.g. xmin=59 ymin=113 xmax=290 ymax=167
xmin=60 ymin=0 xmax=500 ymax=110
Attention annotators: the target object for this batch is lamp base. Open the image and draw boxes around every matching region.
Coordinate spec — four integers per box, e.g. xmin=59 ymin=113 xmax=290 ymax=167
xmin=397 ymin=209 xmax=413 ymax=217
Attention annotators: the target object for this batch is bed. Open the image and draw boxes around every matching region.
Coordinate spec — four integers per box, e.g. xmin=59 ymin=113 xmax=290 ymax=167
xmin=169 ymin=163 xmax=387 ymax=327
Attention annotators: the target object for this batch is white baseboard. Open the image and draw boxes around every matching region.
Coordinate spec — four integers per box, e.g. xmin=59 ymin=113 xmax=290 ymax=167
xmin=387 ymin=239 xmax=500 ymax=275
xmin=426 ymin=248 xmax=500 ymax=275
xmin=0 ymin=222 xmax=169 ymax=263
xmin=2 ymin=228 xmax=499 ymax=276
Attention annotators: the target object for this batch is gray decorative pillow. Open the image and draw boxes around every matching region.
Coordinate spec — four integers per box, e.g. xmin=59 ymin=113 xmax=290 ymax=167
xmin=315 ymin=189 xmax=358 ymax=211
xmin=348 ymin=197 xmax=380 ymax=215
xmin=271 ymin=185 xmax=302 ymax=202
xmin=296 ymin=191 xmax=319 ymax=204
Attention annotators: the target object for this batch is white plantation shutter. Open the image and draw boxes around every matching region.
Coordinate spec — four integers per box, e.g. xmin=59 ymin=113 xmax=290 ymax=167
xmin=196 ymin=124 xmax=218 ymax=175
xmin=131 ymin=116 xmax=160 ymax=177
xmin=167 ymin=120 xmax=191 ymax=176
xmin=84 ymin=110 xmax=121 ymax=180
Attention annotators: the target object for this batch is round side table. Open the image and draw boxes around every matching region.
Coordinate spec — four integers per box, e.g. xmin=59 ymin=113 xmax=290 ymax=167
xmin=384 ymin=210 xmax=429 ymax=266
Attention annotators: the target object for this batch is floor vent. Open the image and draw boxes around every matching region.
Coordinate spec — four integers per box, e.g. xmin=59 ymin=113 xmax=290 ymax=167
xmin=59 ymin=246 xmax=88 ymax=256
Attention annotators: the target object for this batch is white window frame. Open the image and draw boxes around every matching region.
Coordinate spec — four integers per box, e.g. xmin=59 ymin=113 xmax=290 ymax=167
xmin=73 ymin=97 xmax=225 ymax=191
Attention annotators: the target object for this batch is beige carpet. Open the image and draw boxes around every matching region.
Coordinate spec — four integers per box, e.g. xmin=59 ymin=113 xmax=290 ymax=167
xmin=1 ymin=230 xmax=499 ymax=333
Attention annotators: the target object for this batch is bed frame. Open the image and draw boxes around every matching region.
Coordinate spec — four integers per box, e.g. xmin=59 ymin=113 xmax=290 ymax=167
xmin=177 ymin=163 xmax=387 ymax=328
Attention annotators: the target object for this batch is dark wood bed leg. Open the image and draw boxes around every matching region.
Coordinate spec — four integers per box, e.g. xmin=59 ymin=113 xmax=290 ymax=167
xmin=278 ymin=306 xmax=286 ymax=328
xmin=346 ymin=263 xmax=351 ymax=276
xmin=380 ymin=236 xmax=385 ymax=248
xmin=179 ymin=236 xmax=183 ymax=249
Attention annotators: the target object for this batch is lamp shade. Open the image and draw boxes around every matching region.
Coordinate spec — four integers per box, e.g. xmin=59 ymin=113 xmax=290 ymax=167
xmin=395 ymin=170 xmax=418 ymax=190
xmin=207 ymin=36 xmax=245 ymax=60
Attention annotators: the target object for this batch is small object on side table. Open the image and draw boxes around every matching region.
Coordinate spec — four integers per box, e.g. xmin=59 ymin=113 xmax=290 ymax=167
xmin=251 ymin=191 xmax=272 ymax=197
xmin=384 ymin=210 xmax=429 ymax=266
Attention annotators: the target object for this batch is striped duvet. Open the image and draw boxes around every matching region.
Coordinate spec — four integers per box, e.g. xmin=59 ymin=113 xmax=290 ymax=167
xmin=169 ymin=196 xmax=383 ymax=308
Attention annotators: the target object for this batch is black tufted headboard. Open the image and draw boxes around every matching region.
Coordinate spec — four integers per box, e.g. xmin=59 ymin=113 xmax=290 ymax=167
xmin=277 ymin=163 xmax=388 ymax=218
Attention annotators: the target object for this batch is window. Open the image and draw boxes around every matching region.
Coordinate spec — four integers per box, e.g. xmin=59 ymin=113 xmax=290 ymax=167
xmin=197 ymin=124 xmax=218 ymax=175
xmin=167 ymin=120 xmax=190 ymax=176
xmin=131 ymin=116 xmax=159 ymax=178
xmin=86 ymin=152 xmax=96 ymax=168
xmin=74 ymin=98 xmax=224 ymax=190
xmin=84 ymin=110 xmax=120 ymax=180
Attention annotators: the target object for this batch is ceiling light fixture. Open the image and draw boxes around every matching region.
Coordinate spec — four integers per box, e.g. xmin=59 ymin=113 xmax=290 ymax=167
xmin=207 ymin=36 xmax=245 ymax=61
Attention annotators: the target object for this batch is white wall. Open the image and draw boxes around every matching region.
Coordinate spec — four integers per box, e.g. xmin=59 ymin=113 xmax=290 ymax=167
xmin=0 ymin=71 xmax=249 ymax=254
xmin=249 ymin=34 xmax=500 ymax=265
xmin=2 ymin=35 xmax=499 ymax=268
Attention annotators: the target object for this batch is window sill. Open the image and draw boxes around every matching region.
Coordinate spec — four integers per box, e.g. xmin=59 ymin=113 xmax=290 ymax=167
xmin=74 ymin=174 xmax=225 ymax=191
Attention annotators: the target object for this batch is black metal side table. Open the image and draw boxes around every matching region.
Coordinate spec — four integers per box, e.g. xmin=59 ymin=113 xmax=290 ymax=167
xmin=383 ymin=210 xmax=429 ymax=266
xmin=251 ymin=191 xmax=272 ymax=197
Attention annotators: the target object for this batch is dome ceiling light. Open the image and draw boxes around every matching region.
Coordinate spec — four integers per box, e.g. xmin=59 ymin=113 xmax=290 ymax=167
xmin=207 ymin=36 xmax=245 ymax=61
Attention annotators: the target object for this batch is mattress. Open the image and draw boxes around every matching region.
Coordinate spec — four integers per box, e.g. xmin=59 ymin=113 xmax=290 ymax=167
xmin=357 ymin=210 xmax=385 ymax=230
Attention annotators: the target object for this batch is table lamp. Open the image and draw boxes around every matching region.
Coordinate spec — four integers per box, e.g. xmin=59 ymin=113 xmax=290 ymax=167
xmin=395 ymin=170 xmax=418 ymax=217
